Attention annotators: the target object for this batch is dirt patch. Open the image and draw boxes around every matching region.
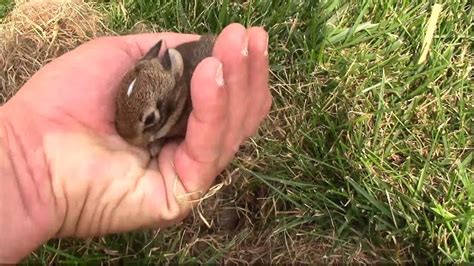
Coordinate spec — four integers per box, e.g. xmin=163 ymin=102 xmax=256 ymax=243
xmin=0 ymin=0 xmax=108 ymax=105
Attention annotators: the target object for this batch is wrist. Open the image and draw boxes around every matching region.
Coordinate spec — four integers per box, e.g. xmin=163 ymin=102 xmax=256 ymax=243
xmin=0 ymin=102 xmax=59 ymax=263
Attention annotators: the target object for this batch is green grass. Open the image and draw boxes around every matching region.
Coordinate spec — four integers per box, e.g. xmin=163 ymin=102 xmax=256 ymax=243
xmin=17 ymin=0 xmax=474 ymax=264
xmin=0 ymin=0 xmax=13 ymax=20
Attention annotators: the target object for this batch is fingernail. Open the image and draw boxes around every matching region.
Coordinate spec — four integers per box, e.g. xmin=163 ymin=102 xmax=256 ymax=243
xmin=264 ymin=33 xmax=269 ymax=57
xmin=241 ymin=36 xmax=248 ymax=57
xmin=216 ymin=62 xmax=224 ymax=87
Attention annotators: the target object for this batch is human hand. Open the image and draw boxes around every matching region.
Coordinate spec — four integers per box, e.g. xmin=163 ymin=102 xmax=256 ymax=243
xmin=0 ymin=23 xmax=270 ymax=262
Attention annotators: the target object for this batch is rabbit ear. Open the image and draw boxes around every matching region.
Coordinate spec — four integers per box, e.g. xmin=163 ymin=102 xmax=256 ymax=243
xmin=142 ymin=40 xmax=162 ymax=60
xmin=162 ymin=48 xmax=183 ymax=79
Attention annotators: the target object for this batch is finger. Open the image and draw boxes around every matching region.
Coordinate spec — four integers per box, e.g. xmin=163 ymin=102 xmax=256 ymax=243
xmin=244 ymin=27 xmax=272 ymax=136
xmin=170 ymin=57 xmax=228 ymax=193
xmin=212 ymin=23 xmax=249 ymax=153
xmin=185 ymin=57 xmax=228 ymax=163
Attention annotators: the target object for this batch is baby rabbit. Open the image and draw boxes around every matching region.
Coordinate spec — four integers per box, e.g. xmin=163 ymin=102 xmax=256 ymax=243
xmin=115 ymin=34 xmax=216 ymax=156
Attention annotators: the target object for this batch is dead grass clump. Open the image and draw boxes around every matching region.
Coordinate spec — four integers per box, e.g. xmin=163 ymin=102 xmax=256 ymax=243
xmin=0 ymin=0 xmax=108 ymax=105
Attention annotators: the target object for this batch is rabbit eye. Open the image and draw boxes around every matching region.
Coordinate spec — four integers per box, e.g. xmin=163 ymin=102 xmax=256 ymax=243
xmin=142 ymin=111 xmax=158 ymax=128
xmin=144 ymin=113 xmax=154 ymax=126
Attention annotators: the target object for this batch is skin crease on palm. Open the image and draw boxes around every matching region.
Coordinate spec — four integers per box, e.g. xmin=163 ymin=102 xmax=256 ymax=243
xmin=0 ymin=23 xmax=271 ymax=262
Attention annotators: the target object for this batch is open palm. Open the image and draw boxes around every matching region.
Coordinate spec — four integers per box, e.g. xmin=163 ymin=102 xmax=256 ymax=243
xmin=1 ymin=23 xmax=270 ymax=241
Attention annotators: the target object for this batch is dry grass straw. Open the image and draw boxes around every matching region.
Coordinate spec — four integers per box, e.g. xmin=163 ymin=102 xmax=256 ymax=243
xmin=0 ymin=0 xmax=108 ymax=105
xmin=417 ymin=3 xmax=443 ymax=64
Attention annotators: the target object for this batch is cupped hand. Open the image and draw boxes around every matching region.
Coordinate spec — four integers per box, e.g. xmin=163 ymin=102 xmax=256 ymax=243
xmin=0 ymin=23 xmax=270 ymax=259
